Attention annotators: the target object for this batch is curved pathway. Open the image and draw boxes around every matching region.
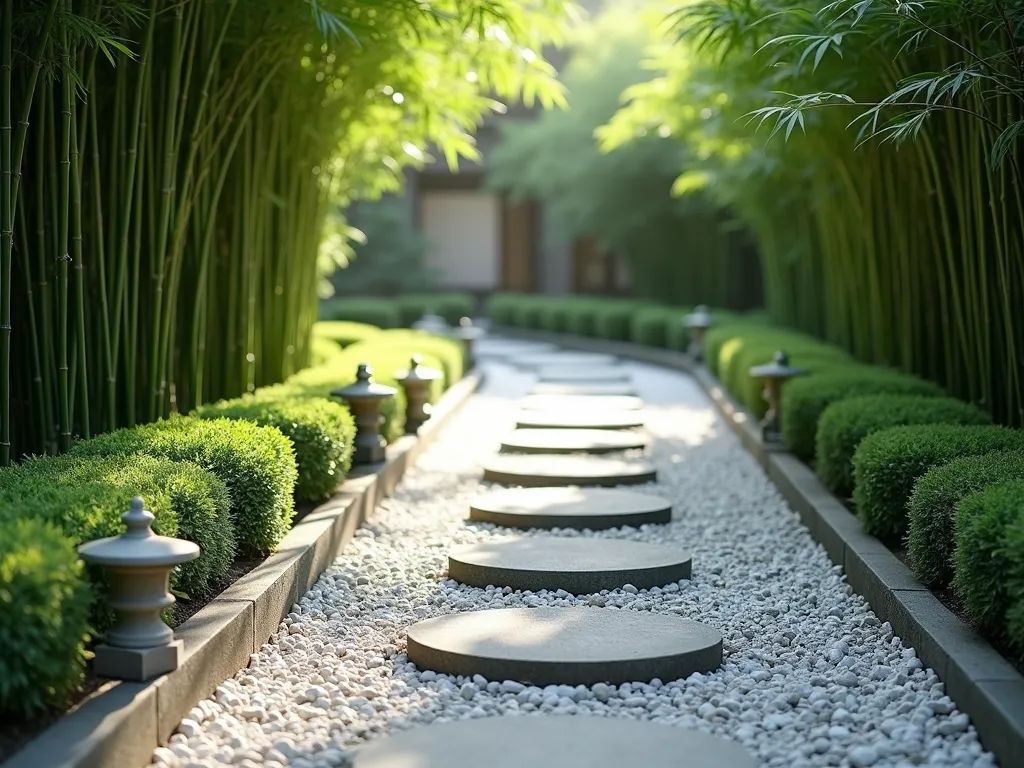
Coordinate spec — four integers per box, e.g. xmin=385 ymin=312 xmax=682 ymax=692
xmin=149 ymin=355 xmax=995 ymax=768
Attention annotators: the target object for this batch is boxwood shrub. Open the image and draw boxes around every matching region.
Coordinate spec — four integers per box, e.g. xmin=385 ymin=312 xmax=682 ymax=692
xmin=312 ymin=320 xmax=382 ymax=349
xmin=781 ymin=369 xmax=947 ymax=461
xmin=907 ymin=451 xmax=1024 ymax=587
xmin=630 ymin=306 xmax=687 ymax=349
xmin=71 ymin=417 xmax=297 ymax=555
xmin=318 ymin=297 xmax=401 ymax=328
xmin=538 ymin=302 xmax=569 ymax=333
xmin=396 ymin=292 xmax=475 ymax=326
xmin=852 ymin=424 xmax=1024 ymax=540
xmin=815 ymin=395 xmax=991 ymax=497
xmin=0 ymin=516 xmax=91 ymax=717
xmin=0 ymin=454 xmax=234 ymax=598
xmin=485 ymin=292 xmax=519 ymax=326
xmin=194 ymin=395 xmax=355 ymax=502
xmin=309 ymin=336 xmax=344 ymax=367
xmin=953 ymin=482 xmax=1024 ymax=645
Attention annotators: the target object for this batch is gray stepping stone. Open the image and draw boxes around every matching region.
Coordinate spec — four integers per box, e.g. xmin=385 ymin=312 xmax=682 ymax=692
xmin=531 ymin=382 xmax=638 ymax=396
xmin=520 ymin=394 xmax=644 ymax=411
xmin=448 ymin=536 xmax=691 ymax=593
xmin=469 ymin=487 xmax=672 ymax=529
xmin=511 ymin=351 xmax=620 ymax=369
xmin=352 ymin=715 xmax=756 ymax=768
xmin=475 ymin=340 xmax=558 ymax=358
xmin=482 ymin=454 xmax=656 ymax=487
xmin=406 ymin=607 xmax=723 ymax=685
xmin=500 ymin=428 xmax=648 ymax=455
xmin=536 ymin=365 xmax=632 ymax=383
xmin=516 ymin=410 xmax=644 ymax=430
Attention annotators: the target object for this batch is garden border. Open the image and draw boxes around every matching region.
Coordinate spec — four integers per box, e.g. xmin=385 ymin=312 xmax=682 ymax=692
xmin=495 ymin=326 xmax=1024 ymax=767
xmin=4 ymin=369 xmax=484 ymax=768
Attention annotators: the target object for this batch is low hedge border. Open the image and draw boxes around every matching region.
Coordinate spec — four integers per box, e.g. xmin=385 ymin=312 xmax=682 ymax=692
xmin=491 ymin=325 xmax=1024 ymax=767
xmin=6 ymin=368 xmax=484 ymax=768
xmin=318 ymin=292 xmax=476 ymax=329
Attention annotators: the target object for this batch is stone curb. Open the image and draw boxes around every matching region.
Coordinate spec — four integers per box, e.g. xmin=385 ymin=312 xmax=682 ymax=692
xmin=495 ymin=326 xmax=1024 ymax=767
xmin=4 ymin=369 xmax=484 ymax=768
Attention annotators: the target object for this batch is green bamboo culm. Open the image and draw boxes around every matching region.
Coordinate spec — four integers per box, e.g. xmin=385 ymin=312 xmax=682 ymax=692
xmin=2 ymin=0 xmax=569 ymax=460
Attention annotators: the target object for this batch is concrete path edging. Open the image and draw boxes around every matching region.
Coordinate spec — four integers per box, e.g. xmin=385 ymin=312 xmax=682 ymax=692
xmin=3 ymin=369 xmax=484 ymax=768
xmin=495 ymin=325 xmax=1024 ymax=767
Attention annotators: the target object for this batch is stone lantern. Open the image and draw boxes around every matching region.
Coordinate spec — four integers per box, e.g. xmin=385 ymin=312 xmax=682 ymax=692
xmin=332 ymin=363 xmax=397 ymax=464
xmin=452 ymin=316 xmax=484 ymax=369
xmin=77 ymin=497 xmax=200 ymax=680
xmin=683 ymin=305 xmax=714 ymax=362
xmin=749 ymin=350 xmax=807 ymax=444
xmin=395 ymin=354 xmax=443 ymax=434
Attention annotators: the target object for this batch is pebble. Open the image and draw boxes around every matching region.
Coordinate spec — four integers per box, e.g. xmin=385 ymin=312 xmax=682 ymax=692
xmin=146 ymin=362 xmax=994 ymax=768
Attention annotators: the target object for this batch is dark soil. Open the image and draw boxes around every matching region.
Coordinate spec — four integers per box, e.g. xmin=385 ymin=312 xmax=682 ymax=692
xmin=0 ymin=498 xmax=320 ymax=763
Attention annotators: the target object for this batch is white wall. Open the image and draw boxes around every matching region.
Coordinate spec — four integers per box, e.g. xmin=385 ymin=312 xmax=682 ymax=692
xmin=421 ymin=191 xmax=501 ymax=289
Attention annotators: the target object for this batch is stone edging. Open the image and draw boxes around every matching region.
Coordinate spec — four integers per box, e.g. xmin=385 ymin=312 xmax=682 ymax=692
xmin=4 ymin=370 xmax=484 ymax=768
xmin=494 ymin=326 xmax=1024 ymax=767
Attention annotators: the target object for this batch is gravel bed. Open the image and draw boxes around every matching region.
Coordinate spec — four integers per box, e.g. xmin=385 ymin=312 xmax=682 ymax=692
xmin=150 ymin=360 xmax=995 ymax=768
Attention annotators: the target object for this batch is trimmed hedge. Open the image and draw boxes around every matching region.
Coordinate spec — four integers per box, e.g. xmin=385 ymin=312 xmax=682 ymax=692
xmin=815 ymin=395 xmax=991 ymax=497
xmin=852 ymin=424 xmax=1024 ymax=540
xmin=781 ymin=369 xmax=947 ymax=461
xmin=0 ymin=516 xmax=91 ymax=716
xmin=0 ymin=454 xmax=234 ymax=598
xmin=396 ymin=292 xmax=475 ymax=326
xmin=630 ymin=306 xmax=688 ymax=350
xmin=908 ymin=451 xmax=1024 ymax=587
xmin=313 ymin=320 xmax=382 ymax=349
xmin=194 ymin=395 xmax=355 ymax=502
xmin=319 ymin=297 xmax=401 ymax=328
xmin=953 ymin=482 xmax=1024 ymax=645
xmin=71 ymin=417 xmax=297 ymax=555
xmin=310 ymin=336 xmax=344 ymax=367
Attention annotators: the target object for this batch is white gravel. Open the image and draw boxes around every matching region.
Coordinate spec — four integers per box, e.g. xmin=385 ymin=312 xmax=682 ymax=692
xmin=150 ymin=357 xmax=996 ymax=768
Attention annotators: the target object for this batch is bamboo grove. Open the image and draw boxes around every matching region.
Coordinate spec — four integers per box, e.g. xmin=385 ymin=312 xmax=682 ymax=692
xmin=1 ymin=0 xmax=568 ymax=462
xmin=602 ymin=0 xmax=1024 ymax=425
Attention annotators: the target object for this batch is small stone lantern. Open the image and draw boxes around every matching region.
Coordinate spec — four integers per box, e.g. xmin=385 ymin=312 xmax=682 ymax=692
xmin=412 ymin=310 xmax=448 ymax=333
xmin=452 ymin=316 xmax=484 ymax=369
xmin=683 ymin=305 xmax=714 ymax=362
xmin=749 ymin=350 xmax=807 ymax=444
xmin=395 ymin=354 xmax=443 ymax=434
xmin=332 ymin=363 xmax=397 ymax=464
xmin=77 ymin=497 xmax=200 ymax=681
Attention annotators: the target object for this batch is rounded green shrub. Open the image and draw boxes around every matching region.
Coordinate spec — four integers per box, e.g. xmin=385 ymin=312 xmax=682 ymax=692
xmin=953 ymin=482 xmax=1024 ymax=645
xmin=309 ymin=336 xmax=344 ymax=367
xmin=397 ymin=292 xmax=475 ymax=326
xmin=593 ymin=301 xmax=641 ymax=341
xmin=71 ymin=417 xmax=297 ymax=555
xmin=815 ymin=395 xmax=991 ymax=497
xmin=781 ymin=369 xmax=947 ymax=461
xmin=564 ymin=300 xmax=601 ymax=337
xmin=0 ymin=516 xmax=92 ymax=717
xmin=194 ymin=395 xmax=355 ymax=502
xmin=485 ymin=292 xmax=520 ymax=326
xmin=0 ymin=454 xmax=234 ymax=598
xmin=318 ymin=297 xmax=401 ymax=328
xmin=852 ymin=424 xmax=1024 ymax=540
xmin=313 ymin=320 xmax=382 ymax=348
xmin=538 ymin=303 xmax=569 ymax=333
xmin=907 ymin=450 xmax=1024 ymax=587
xmin=630 ymin=306 xmax=685 ymax=349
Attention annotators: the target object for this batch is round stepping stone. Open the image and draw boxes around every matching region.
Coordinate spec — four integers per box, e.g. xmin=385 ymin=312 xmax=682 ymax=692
xmin=353 ymin=715 xmax=756 ymax=768
xmin=470 ymin=487 xmax=672 ymax=529
xmin=537 ymin=365 xmax=632 ymax=383
xmin=531 ymin=381 xmax=637 ymax=396
xmin=520 ymin=394 xmax=644 ymax=411
xmin=475 ymin=339 xmax=558 ymax=358
xmin=448 ymin=536 xmax=691 ymax=593
xmin=511 ymin=351 xmax=620 ymax=369
xmin=482 ymin=455 xmax=656 ymax=487
xmin=500 ymin=428 xmax=647 ymax=455
xmin=406 ymin=607 xmax=723 ymax=685
xmin=516 ymin=410 xmax=644 ymax=430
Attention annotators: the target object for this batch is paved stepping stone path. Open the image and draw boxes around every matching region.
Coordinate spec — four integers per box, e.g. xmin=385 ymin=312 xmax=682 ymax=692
xmin=530 ymin=381 xmax=638 ymax=396
xmin=482 ymin=454 xmax=656 ymax=487
xmin=500 ymin=428 xmax=648 ymax=454
xmin=510 ymin=351 xmax=620 ymax=369
xmin=469 ymin=486 xmax=673 ymax=529
xmin=405 ymin=607 xmax=723 ymax=686
xmin=519 ymin=393 xmax=644 ymax=411
xmin=352 ymin=716 xmax=756 ymax=768
xmin=536 ymin=365 xmax=632 ymax=383
xmin=474 ymin=339 xmax=558 ymax=358
xmin=516 ymin=409 xmax=644 ymax=430
xmin=448 ymin=536 xmax=691 ymax=593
